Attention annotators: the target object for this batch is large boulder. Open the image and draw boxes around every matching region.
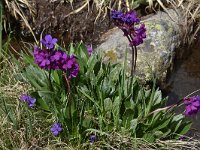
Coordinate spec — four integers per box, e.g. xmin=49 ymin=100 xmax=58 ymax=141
xmin=96 ymin=9 xmax=183 ymax=83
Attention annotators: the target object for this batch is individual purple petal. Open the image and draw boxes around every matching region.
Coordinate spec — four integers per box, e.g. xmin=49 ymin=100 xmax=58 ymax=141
xmin=66 ymin=59 xmax=74 ymax=69
xmin=193 ymin=100 xmax=200 ymax=107
xmin=51 ymin=51 xmax=62 ymax=61
xmin=51 ymin=38 xmax=58 ymax=44
xmin=19 ymin=94 xmax=29 ymax=102
xmin=27 ymin=97 xmax=36 ymax=108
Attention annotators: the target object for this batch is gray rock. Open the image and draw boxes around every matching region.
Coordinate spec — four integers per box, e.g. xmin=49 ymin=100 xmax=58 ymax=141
xmin=95 ymin=9 xmax=183 ymax=83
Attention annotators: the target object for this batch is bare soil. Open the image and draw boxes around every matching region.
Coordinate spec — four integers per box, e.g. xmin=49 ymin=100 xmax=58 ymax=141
xmin=20 ymin=0 xmax=112 ymax=46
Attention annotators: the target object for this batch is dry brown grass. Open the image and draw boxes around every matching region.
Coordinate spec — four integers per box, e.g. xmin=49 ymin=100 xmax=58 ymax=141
xmin=150 ymin=0 xmax=200 ymax=45
xmin=3 ymin=0 xmax=37 ymax=42
xmin=3 ymin=0 xmax=200 ymax=45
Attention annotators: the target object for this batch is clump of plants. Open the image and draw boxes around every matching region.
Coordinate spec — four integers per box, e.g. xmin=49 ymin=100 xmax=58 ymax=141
xmin=10 ymin=10 xmax=200 ymax=149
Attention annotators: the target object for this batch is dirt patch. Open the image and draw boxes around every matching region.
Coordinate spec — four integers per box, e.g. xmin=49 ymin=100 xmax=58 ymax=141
xmin=18 ymin=0 xmax=112 ymax=46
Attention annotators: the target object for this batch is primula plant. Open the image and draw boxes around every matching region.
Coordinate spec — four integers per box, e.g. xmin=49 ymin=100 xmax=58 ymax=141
xmin=16 ymin=11 xmax=197 ymax=149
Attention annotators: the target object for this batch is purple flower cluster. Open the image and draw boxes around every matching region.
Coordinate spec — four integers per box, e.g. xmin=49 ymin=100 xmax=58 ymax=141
xmin=50 ymin=122 xmax=62 ymax=136
xmin=33 ymin=35 xmax=79 ymax=79
xmin=184 ymin=96 xmax=200 ymax=116
xmin=19 ymin=94 xmax=36 ymax=108
xmin=111 ymin=10 xmax=146 ymax=46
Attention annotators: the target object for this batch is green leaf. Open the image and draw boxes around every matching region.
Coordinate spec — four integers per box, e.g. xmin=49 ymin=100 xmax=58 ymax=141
xmin=172 ymin=114 xmax=184 ymax=122
xmin=157 ymin=117 xmax=172 ymax=130
xmin=104 ymin=98 xmax=112 ymax=112
xmin=122 ymin=109 xmax=134 ymax=128
xmin=38 ymin=91 xmax=54 ymax=101
xmin=154 ymin=131 xmax=163 ymax=139
xmin=112 ymin=96 xmax=120 ymax=117
xmin=162 ymin=129 xmax=172 ymax=138
xmin=130 ymin=119 xmax=137 ymax=133
xmin=112 ymin=96 xmax=121 ymax=128
xmin=37 ymin=97 xmax=50 ymax=111
xmin=31 ymin=91 xmax=50 ymax=111
xmin=82 ymin=117 xmax=92 ymax=128
xmin=69 ymin=43 xmax=75 ymax=54
xmin=153 ymin=89 xmax=162 ymax=105
xmin=143 ymin=132 xmax=155 ymax=143
xmin=177 ymin=122 xmax=192 ymax=136
xmin=52 ymin=70 xmax=60 ymax=85
xmin=78 ymin=88 xmax=100 ymax=110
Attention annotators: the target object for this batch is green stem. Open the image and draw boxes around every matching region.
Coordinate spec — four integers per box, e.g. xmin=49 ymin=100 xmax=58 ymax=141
xmin=126 ymin=35 xmax=137 ymax=94
xmin=63 ymin=73 xmax=71 ymax=97
xmin=126 ymin=35 xmax=136 ymax=76
xmin=63 ymin=72 xmax=72 ymax=120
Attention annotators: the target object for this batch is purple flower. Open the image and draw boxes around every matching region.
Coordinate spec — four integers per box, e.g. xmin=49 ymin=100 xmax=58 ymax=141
xmin=90 ymin=134 xmax=96 ymax=144
xmin=86 ymin=44 xmax=93 ymax=56
xmin=50 ymin=123 xmax=62 ymax=136
xmin=184 ymin=96 xmax=200 ymax=116
xmin=111 ymin=10 xmax=146 ymax=47
xmin=41 ymin=34 xmax=58 ymax=49
xmin=19 ymin=94 xmax=36 ymax=108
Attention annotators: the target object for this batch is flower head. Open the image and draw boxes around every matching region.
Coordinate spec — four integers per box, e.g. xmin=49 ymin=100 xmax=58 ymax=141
xmin=34 ymin=34 xmax=80 ymax=79
xmin=111 ymin=10 xmax=146 ymax=47
xmin=41 ymin=34 xmax=58 ymax=49
xmin=50 ymin=123 xmax=62 ymax=136
xmin=90 ymin=134 xmax=96 ymax=144
xmin=19 ymin=94 xmax=36 ymax=108
xmin=184 ymin=96 xmax=200 ymax=116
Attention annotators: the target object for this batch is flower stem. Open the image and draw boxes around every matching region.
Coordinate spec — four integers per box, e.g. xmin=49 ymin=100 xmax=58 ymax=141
xmin=126 ymin=35 xmax=137 ymax=94
xmin=126 ymin=35 xmax=137 ymax=76
xmin=63 ymin=73 xmax=71 ymax=97
xmin=63 ymin=72 xmax=72 ymax=120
